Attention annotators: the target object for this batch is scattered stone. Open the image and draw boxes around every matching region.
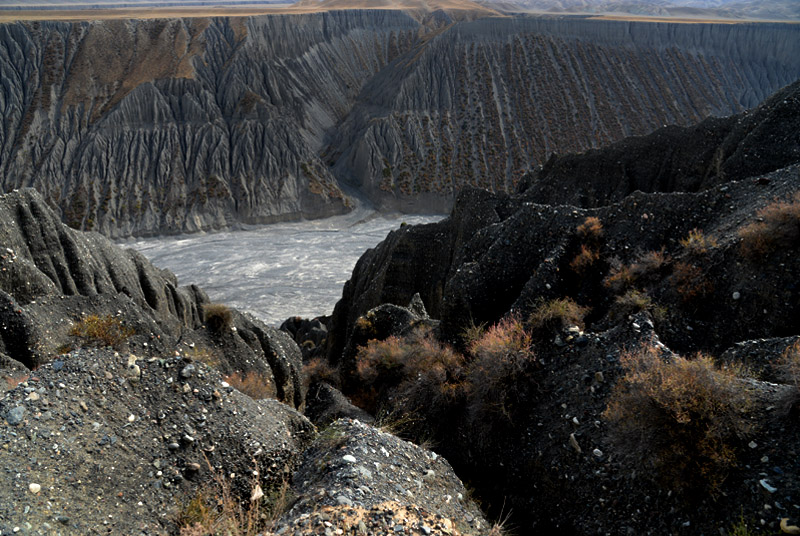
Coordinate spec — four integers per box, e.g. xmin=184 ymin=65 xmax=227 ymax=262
xmin=28 ymin=483 xmax=41 ymax=494
xmin=180 ymin=365 xmax=196 ymax=379
xmin=343 ymin=454 xmax=357 ymax=463
xmin=250 ymin=485 xmax=264 ymax=502
xmin=760 ymin=479 xmax=778 ymax=494
xmin=569 ymin=433 xmax=582 ymax=454
xmin=5 ymin=406 xmax=25 ymax=426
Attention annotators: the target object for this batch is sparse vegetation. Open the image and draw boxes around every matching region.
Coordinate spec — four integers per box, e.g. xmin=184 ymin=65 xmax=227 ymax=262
xmin=203 ymin=303 xmax=233 ymax=334
xmin=303 ymin=357 xmax=340 ymax=390
xmin=739 ymin=193 xmax=800 ymax=260
xmin=577 ymin=216 xmax=603 ymax=242
xmin=603 ymin=249 xmax=670 ymax=293
xmin=223 ymin=370 xmax=276 ymax=400
xmin=609 ymin=289 xmax=666 ymax=322
xmin=177 ymin=463 xmax=291 ymax=536
xmin=604 ymin=345 xmax=753 ymax=497
xmin=467 ymin=316 xmax=535 ymax=424
xmin=680 ymin=228 xmax=717 ymax=255
xmin=69 ymin=314 xmax=135 ymax=348
xmin=354 ymin=327 xmax=466 ymax=416
xmin=671 ymin=261 xmax=714 ymax=303
xmin=569 ymin=244 xmax=599 ymax=274
xmin=527 ymin=298 xmax=589 ymax=338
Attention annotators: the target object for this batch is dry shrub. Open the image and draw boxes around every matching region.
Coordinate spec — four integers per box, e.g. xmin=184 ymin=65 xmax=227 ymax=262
xmin=739 ymin=193 xmax=800 ymax=261
xmin=354 ymin=328 xmax=466 ymax=416
xmin=604 ymin=345 xmax=752 ymax=497
xmin=223 ymin=371 xmax=276 ymax=400
xmin=604 ymin=249 xmax=670 ymax=293
xmin=778 ymin=340 xmax=800 ymax=388
xmin=671 ymin=261 xmax=714 ymax=303
xmin=569 ymin=244 xmax=599 ymax=274
xmin=177 ymin=463 xmax=291 ymax=536
xmin=203 ymin=303 xmax=233 ymax=334
xmin=528 ymin=298 xmax=589 ymax=338
xmin=185 ymin=346 xmax=221 ymax=368
xmin=467 ymin=316 xmax=535 ymax=423
xmin=680 ymin=228 xmax=717 ymax=255
xmin=303 ymin=357 xmax=340 ymax=390
xmin=69 ymin=314 xmax=135 ymax=348
xmin=577 ymin=216 xmax=603 ymax=242
xmin=608 ymin=289 xmax=665 ymax=323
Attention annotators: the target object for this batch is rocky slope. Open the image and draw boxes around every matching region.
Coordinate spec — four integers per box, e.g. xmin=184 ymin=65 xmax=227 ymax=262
xmin=0 ymin=187 xmax=491 ymax=534
xmin=1 ymin=13 xmax=798 ymax=236
xmin=321 ymin=79 xmax=800 ymax=533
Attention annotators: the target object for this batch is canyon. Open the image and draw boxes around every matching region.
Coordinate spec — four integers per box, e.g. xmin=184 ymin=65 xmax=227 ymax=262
xmin=1 ymin=11 xmax=798 ymax=237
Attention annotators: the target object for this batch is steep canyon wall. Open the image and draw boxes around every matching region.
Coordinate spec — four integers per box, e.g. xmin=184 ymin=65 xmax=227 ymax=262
xmin=0 ymin=13 xmax=798 ymax=236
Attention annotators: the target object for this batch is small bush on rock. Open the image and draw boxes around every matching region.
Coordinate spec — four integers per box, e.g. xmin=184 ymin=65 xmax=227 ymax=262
xmin=570 ymin=244 xmax=599 ymax=274
xmin=577 ymin=216 xmax=603 ymax=243
xmin=680 ymin=228 xmax=717 ymax=255
xmin=69 ymin=314 xmax=135 ymax=348
xmin=739 ymin=193 xmax=800 ymax=261
xmin=203 ymin=303 xmax=233 ymax=334
xmin=528 ymin=298 xmax=589 ymax=339
xmin=467 ymin=316 xmax=536 ymax=424
xmin=604 ymin=249 xmax=670 ymax=294
xmin=671 ymin=261 xmax=714 ymax=304
xmin=604 ymin=345 xmax=753 ymax=497
xmin=354 ymin=328 xmax=466 ymax=416
xmin=223 ymin=371 xmax=276 ymax=400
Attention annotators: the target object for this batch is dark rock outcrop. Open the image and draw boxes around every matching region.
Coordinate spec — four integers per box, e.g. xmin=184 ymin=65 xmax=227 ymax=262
xmin=1 ymin=15 xmax=798 ymax=236
xmin=273 ymin=418 xmax=490 ymax=535
xmin=0 ymin=346 xmax=315 ymax=535
xmin=327 ymin=79 xmax=800 ymax=360
xmin=0 ymin=188 xmax=304 ymax=407
xmin=323 ymin=80 xmax=800 ymax=533
xmin=519 ymin=77 xmax=800 ymax=207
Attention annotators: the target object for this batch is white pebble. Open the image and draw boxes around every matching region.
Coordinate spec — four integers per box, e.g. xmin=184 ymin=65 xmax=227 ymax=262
xmin=28 ymin=483 xmax=41 ymax=494
xmin=342 ymin=455 xmax=357 ymax=463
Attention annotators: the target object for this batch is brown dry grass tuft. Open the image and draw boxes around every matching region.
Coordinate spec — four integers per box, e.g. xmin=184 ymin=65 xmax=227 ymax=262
xmin=467 ymin=316 xmax=535 ymax=424
xmin=177 ymin=462 xmax=291 ymax=536
xmin=223 ymin=371 xmax=276 ymax=400
xmin=203 ymin=303 xmax=233 ymax=334
xmin=577 ymin=216 xmax=603 ymax=242
xmin=604 ymin=345 xmax=753 ymax=497
xmin=69 ymin=314 xmax=135 ymax=348
xmin=303 ymin=357 xmax=340 ymax=390
xmin=671 ymin=261 xmax=714 ymax=303
xmin=604 ymin=249 xmax=670 ymax=294
xmin=570 ymin=244 xmax=600 ymax=274
xmin=527 ymin=298 xmax=589 ymax=338
xmin=680 ymin=228 xmax=717 ymax=255
xmin=739 ymin=193 xmax=800 ymax=261
xmin=354 ymin=328 xmax=466 ymax=416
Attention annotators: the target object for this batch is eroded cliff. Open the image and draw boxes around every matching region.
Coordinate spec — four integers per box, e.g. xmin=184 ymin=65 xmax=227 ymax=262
xmin=1 ymin=13 xmax=798 ymax=236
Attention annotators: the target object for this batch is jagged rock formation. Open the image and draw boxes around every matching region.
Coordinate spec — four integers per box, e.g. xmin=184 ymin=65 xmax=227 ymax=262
xmin=1 ymin=13 xmax=798 ymax=236
xmin=0 ymin=188 xmax=305 ymax=407
xmin=324 ymin=79 xmax=800 ymax=533
xmin=519 ymin=75 xmax=800 ymax=207
xmin=0 ymin=347 xmax=316 ymax=534
xmin=326 ymin=78 xmax=800 ymax=361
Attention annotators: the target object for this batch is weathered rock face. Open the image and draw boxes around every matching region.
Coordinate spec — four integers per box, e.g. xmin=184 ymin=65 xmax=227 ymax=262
xmin=0 ymin=346 xmax=316 ymax=535
xmin=324 ymin=80 xmax=800 ymax=534
xmin=330 ymin=17 xmax=800 ymax=211
xmin=0 ymin=188 xmax=304 ymax=407
xmin=326 ymin=79 xmax=800 ymax=361
xmin=1 ymin=14 xmax=798 ymax=236
xmin=0 ymin=12 xmax=419 ymax=237
xmin=519 ymin=76 xmax=800 ymax=207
